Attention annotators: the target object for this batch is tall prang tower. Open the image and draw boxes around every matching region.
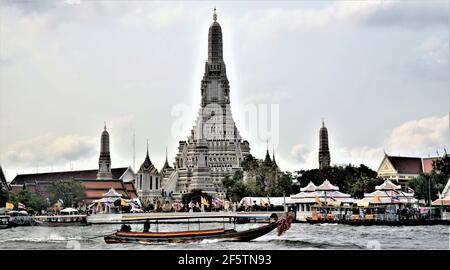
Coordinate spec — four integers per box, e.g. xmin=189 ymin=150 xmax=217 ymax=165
xmin=318 ymin=119 xmax=331 ymax=169
xmin=163 ymin=9 xmax=251 ymax=199
xmin=97 ymin=123 xmax=113 ymax=179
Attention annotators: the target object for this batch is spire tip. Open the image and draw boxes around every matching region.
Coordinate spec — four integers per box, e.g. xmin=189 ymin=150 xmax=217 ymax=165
xmin=213 ymin=7 xmax=217 ymax=22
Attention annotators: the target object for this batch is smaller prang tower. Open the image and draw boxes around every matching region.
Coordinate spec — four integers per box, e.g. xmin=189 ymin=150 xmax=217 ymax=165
xmin=97 ymin=123 xmax=112 ymax=179
xmin=318 ymin=119 xmax=331 ymax=169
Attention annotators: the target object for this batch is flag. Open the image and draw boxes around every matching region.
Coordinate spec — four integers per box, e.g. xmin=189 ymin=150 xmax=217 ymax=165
xmin=120 ymin=199 xmax=128 ymax=206
xmin=189 ymin=201 xmax=195 ymax=208
xmin=5 ymin=202 xmax=14 ymax=209
xmin=374 ymin=194 xmax=381 ymax=203
xmin=212 ymin=197 xmax=223 ymax=206
xmin=201 ymin=197 xmax=209 ymax=207
xmin=195 ymin=202 xmax=200 ymax=208
xmin=18 ymin=202 xmax=26 ymax=209
xmin=260 ymin=198 xmax=267 ymax=206
xmin=315 ymin=196 xmax=321 ymax=204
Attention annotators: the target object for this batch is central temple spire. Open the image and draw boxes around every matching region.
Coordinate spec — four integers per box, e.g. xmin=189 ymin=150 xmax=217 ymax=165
xmin=201 ymin=7 xmax=230 ymax=108
xmin=207 ymin=8 xmax=223 ymax=64
xmin=319 ymin=119 xmax=331 ymax=169
xmin=97 ymin=123 xmax=112 ymax=179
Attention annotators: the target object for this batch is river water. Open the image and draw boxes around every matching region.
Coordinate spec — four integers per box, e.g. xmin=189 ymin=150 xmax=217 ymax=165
xmin=0 ymin=223 xmax=448 ymax=250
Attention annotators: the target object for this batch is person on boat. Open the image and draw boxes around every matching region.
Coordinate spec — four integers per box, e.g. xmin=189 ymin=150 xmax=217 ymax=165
xmin=120 ymin=224 xmax=131 ymax=232
xmin=143 ymin=221 xmax=150 ymax=232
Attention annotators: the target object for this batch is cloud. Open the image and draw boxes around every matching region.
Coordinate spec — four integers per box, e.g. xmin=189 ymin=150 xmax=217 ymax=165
xmin=419 ymin=35 xmax=449 ymax=66
xmin=2 ymin=134 xmax=97 ymax=167
xmin=361 ymin=1 xmax=448 ymax=29
xmin=242 ymin=90 xmax=291 ymax=105
xmin=289 ymin=144 xmax=311 ymax=164
xmin=107 ymin=115 xmax=135 ymax=162
xmin=385 ymin=114 xmax=449 ymax=153
xmin=284 ymin=114 xmax=449 ymax=171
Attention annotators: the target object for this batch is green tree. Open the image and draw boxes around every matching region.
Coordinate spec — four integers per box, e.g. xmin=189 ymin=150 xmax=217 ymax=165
xmin=409 ymin=172 xmax=442 ymax=204
xmin=48 ymin=180 xmax=86 ymax=208
xmin=9 ymin=189 xmax=49 ymax=213
xmin=348 ymin=176 xmax=384 ymax=199
xmin=181 ymin=189 xmax=212 ymax=209
xmin=296 ymin=164 xmax=381 ymax=196
xmin=0 ymin=189 xmax=9 ymax=207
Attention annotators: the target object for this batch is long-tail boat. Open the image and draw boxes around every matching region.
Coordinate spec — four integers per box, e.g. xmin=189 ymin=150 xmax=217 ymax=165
xmin=104 ymin=214 xmax=293 ymax=244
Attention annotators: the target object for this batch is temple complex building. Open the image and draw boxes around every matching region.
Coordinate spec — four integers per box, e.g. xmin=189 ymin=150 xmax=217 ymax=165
xmin=10 ymin=124 xmax=137 ymax=205
xmin=377 ymin=153 xmax=447 ymax=190
xmin=135 ymin=141 xmax=162 ymax=204
xmin=0 ymin=165 xmax=10 ymax=192
xmin=161 ymin=9 xmax=251 ymax=200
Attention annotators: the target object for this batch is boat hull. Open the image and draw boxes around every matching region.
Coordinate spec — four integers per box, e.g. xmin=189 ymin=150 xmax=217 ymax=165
xmin=104 ymin=222 xmax=278 ymax=244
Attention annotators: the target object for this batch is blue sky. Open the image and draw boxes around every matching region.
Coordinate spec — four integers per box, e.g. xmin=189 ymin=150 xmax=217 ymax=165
xmin=0 ymin=1 xmax=448 ymax=180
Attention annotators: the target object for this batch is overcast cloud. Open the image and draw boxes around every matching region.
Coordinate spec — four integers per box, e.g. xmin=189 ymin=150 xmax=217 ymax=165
xmin=0 ymin=1 xmax=448 ymax=180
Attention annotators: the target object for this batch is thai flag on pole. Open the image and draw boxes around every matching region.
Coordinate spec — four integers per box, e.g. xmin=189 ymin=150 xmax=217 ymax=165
xmin=213 ymin=197 xmax=223 ymax=206
xmin=188 ymin=201 xmax=195 ymax=208
xmin=18 ymin=202 xmax=26 ymax=209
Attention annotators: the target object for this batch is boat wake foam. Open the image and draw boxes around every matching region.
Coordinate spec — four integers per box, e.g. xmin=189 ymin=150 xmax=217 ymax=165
xmin=266 ymin=239 xmax=364 ymax=249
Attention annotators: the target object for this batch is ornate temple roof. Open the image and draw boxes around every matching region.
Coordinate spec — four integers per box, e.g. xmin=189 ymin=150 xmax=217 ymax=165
xmin=385 ymin=155 xmax=423 ymax=174
xmin=0 ymin=165 xmax=10 ymax=191
xmin=161 ymin=147 xmax=173 ymax=173
xmin=10 ymin=167 xmax=129 ymax=185
xmin=138 ymin=141 xmax=158 ymax=174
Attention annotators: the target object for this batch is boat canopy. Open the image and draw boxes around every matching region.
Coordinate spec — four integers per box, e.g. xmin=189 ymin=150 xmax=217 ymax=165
xmin=61 ymin=208 xmax=79 ymax=214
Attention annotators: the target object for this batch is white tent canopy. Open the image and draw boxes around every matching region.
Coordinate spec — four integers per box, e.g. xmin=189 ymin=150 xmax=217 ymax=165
xmin=240 ymin=197 xmax=285 ymax=206
xmin=290 ymin=179 xmax=353 ymax=204
xmin=102 ymin=187 xmax=122 ymax=198
xmin=316 ymin=179 xmax=339 ymax=191
xmin=60 ymin=208 xmax=78 ymax=213
xmin=361 ymin=180 xmax=417 ymax=204
xmin=300 ymin=181 xmax=317 ymax=192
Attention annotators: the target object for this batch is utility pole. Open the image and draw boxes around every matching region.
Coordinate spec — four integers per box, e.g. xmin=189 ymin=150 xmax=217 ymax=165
xmin=428 ymin=176 xmax=432 ymax=220
xmin=132 ymin=131 xmax=136 ymax=172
